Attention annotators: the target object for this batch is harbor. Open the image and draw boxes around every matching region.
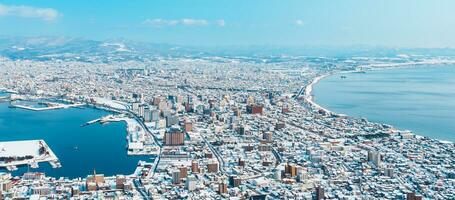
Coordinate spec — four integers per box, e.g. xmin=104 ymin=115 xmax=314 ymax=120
xmin=0 ymin=140 xmax=60 ymax=171
xmin=0 ymin=96 xmax=8 ymax=102
xmin=0 ymin=102 xmax=151 ymax=178
xmin=312 ymin=64 xmax=455 ymax=142
xmin=10 ymin=102 xmax=85 ymax=111
xmin=83 ymin=114 xmax=160 ymax=156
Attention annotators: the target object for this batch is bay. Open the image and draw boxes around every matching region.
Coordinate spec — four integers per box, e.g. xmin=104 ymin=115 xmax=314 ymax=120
xmin=0 ymin=102 xmax=150 ymax=178
xmin=313 ymin=65 xmax=455 ymax=142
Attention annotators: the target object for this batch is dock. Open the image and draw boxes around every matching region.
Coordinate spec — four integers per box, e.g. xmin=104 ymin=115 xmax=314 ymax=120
xmin=10 ymin=102 xmax=85 ymax=111
xmin=81 ymin=115 xmax=123 ymax=127
xmin=0 ymin=96 xmax=9 ymax=102
xmin=82 ymin=114 xmax=159 ymax=155
xmin=81 ymin=118 xmax=101 ymax=127
xmin=0 ymin=140 xmax=60 ymax=171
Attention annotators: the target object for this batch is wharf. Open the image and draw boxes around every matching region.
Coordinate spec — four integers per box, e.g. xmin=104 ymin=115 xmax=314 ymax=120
xmin=0 ymin=140 xmax=60 ymax=170
xmin=10 ymin=102 xmax=85 ymax=111
xmin=81 ymin=115 xmax=122 ymax=127
xmin=83 ymin=114 xmax=159 ymax=155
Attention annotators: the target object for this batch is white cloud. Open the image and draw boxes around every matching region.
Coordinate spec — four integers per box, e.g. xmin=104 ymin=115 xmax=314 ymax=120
xmin=181 ymin=18 xmax=208 ymax=26
xmin=143 ymin=18 xmax=224 ymax=27
xmin=216 ymin=19 xmax=226 ymax=27
xmin=142 ymin=18 xmax=179 ymax=26
xmin=295 ymin=19 xmax=305 ymax=26
xmin=0 ymin=4 xmax=59 ymax=21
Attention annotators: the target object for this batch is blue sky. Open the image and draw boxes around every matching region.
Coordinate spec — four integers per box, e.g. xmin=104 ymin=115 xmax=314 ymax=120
xmin=0 ymin=0 xmax=454 ymax=47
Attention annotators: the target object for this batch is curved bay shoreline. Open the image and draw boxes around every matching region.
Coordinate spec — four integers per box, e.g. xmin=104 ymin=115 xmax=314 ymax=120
xmin=0 ymin=98 xmax=152 ymax=178
xmin=305 ymin=62 xmax=455 ymax=143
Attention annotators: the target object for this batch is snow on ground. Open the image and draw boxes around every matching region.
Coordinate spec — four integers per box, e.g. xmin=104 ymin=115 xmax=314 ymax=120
xmin=91 ymin=97 xmax=128 ymax=110
xmin=0 ymin=140 xmax=42 ymax=157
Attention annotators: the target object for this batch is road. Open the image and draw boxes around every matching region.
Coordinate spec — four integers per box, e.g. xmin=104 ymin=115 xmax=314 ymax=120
xmin=126 ymin=110 xmax=163 ymax=177
xmin=202 ymin=136 xmax=225 ymax=173
xmin=133 ymin=179 xmax=151 ymax=200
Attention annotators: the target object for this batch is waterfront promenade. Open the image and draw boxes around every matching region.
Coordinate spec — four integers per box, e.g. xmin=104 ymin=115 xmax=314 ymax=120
xmin=10 ymin=102 xmax=85 ymax=111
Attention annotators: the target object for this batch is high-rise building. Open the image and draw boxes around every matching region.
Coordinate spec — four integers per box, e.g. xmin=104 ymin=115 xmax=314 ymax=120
xmin=258 ymin=144 xmax=272 ymax=151
xmin=184 ymin=103 xmax=193 ymax=113
xmin=132 ymin=102 xmax=140 ymax=112
xmin=191 ymin=160 xmax=200 ymax=173
xmin=218 ymin=182 xmax=228 ymax=194
xmin=164 ymin=128 xmax=184 ymax=146
xmin=229 ymin=176 xmax=242 ymax=188
xmin=158 ymin=101 xmax=168 ymax=111
xmin=275 ymin=122 xmax=285 ymax=130
xmin=166 ymin=115 xmax=179 ymax=127
xmin=237 ymin=126 xmax=245 ymax=135
xmin=263 ymin=132 xmax=273 ymax=142
xmin=385 ymin=167 xmax=394 ymax=178
xmin=285 ymin=163 xmax=298 ymax=177
xmin=115 ymin=175 xmax=126 ymax=190
xmin=143 ymin=108 xmax=151 ymax=122
xmin=238 ymin=158 xmax=245 ymax=167
xmin=184 ymin=122 xmax=193 ymax=133
xmin=246 ymin=96 xmax=255 ymax=105
xmin=172 ymin=170 xmax=181 ymax=184
xmin=179 ymin=166 xmax=188 ymax=179
xmin=186 ymin=176 xmax=197 ymax=191
xmin=368 ymin=150 xmax=381 ymax=167
xmin=315 ymin=186 xmax=324 ymax=200
xmin=151 ymin=110 xmax=160 ymax=121
xmin=406 ymin=192 xmax=422 ymax=200
xmin=275 ymin=169 xmax=282 ymax=180
xmin=153 ymin=96 xmax=162 ymax=106
xmin=234 ymin=109 xmax=241 ymax=117
xmin=246 ymin=104 xmax=263 ymax=115
xmin=86 ymin=182 xmax=97 ymax=191
xmin=138 ymin=104 xmax=145 ymax=117
xmin=205 ymin=152 xmax=213 ymax=158
xmin=86 ymin=170 xmax=105 ymax=191
xmin=0 ymin=180 xmax=12 ymax=192
xmin=71 ymin=186 xmax=80 ymax=197
xmin=296 ymin=167 xmax=307 ymax=182
xmin=207 ymin=162 xmax=218 ymax=173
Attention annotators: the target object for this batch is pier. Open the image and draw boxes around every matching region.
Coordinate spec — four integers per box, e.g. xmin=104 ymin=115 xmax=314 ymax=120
xmin=81 ymin=115 xmax=123 ymax=127
xmin=81 ymin=118 xmax=101 ymax=127
xmin=82 ymin=114 xmax=160 ymax=156
xmin=10 ymin=102 xmax=85 ymax=111
xmin=0 ymin=140 xmax=60 ymax=171
xmin=0 ymin=96 xmax=9 ymax=102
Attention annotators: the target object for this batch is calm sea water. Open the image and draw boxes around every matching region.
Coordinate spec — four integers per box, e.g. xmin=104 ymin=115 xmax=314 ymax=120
xmin=0 ymin=103 xmax=150 ymax=178
xmin=313 ymin=65 xmax=455 ymax=142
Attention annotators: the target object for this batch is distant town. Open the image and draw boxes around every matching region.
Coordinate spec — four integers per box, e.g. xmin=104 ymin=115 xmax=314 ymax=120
xmin=0 ymin=52 xmax=454 ymax=200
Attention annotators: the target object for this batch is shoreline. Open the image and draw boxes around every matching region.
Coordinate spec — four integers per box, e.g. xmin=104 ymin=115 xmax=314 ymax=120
xmin=0 ymin=140 xmax=60 ymax=171
xmin=10 ymin=102 xmax=85 ymax=111
xmin=0 ymin=99 xmax=153 ymax=178
xmin=304 ymin=62 xmax=454 ymax=143
xmin=303 ymin=73 xmax=333 ymax=114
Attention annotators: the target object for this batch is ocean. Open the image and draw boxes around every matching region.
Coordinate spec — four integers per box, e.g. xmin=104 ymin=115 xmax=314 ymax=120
xmin=313 ymin=64 xmax=455 ymax=142
xmin=0 ymin=102 xmax=151 ymax=178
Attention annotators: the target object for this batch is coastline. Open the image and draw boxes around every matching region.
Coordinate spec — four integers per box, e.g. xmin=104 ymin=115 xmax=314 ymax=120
xmin=303 ymin=73 xmax=333 ymax=114
xmin=0 ymin=99 xmax=152 ymax=178
xmin=304 ymin=62 xmax=454 ymax=143
xmin=304 ymin=60 xmax=455 ymax=115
